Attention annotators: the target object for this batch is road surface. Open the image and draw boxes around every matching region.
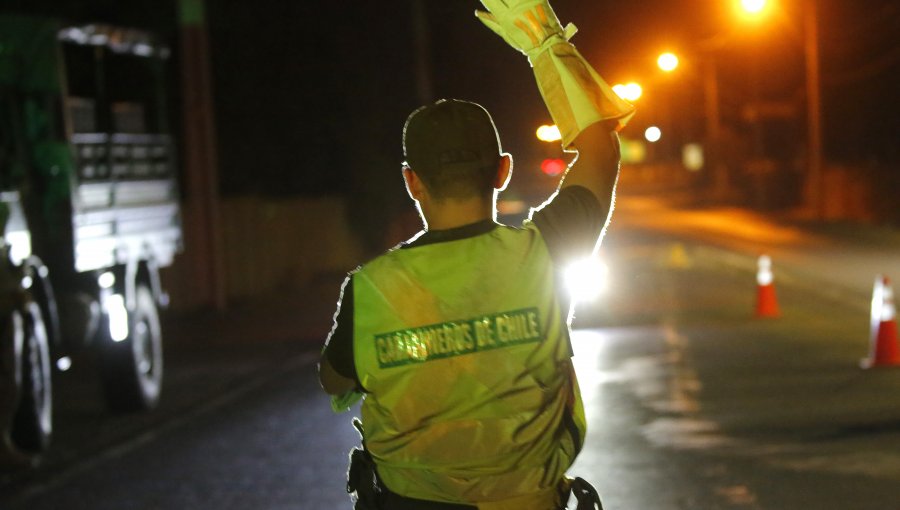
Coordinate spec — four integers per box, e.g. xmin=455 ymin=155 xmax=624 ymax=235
xmin=2 ymin=197 xmax=900 ymax=509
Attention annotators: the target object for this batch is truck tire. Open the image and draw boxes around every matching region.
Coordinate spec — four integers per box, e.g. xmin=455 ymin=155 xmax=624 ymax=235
xmin=10 ymin=303 xmax=53 ymax=453
xmin=99 ymin=284 xmax=163 ymax=412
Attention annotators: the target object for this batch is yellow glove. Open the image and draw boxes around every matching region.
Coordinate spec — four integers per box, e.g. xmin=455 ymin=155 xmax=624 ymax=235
xmin=475 ymin=0 xmax=576 ymax=59
xmin=476 ymin=0 xmax=635 ymax=146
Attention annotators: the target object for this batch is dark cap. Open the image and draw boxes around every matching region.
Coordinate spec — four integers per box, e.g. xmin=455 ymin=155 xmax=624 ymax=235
xmin=403 ymin=99 xmax=501 ymax=175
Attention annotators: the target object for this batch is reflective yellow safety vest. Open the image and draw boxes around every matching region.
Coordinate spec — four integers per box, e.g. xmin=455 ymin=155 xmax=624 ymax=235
xmin=352 ymin=222 xmax=587 ymax=507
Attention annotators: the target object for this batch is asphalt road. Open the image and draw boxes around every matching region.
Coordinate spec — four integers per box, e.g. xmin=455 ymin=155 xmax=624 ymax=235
xmin=572 ymin=232 xmax=900 ymax=509
xmin=2 ymin=220 xmax=900 ymax=509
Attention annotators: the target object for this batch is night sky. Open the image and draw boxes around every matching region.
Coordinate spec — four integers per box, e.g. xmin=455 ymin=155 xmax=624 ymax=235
xmin=5 ymin=0 xmax=900 ymax=202
xmin=201 ymin=0 xmax=900 ymax=241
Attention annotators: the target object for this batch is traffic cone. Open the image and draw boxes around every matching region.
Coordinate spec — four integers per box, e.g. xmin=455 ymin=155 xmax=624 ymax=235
xmin=861 ymin=275 xmax=900 ymax=369
xmin=755 ymin=255 xmax=780 ymax=318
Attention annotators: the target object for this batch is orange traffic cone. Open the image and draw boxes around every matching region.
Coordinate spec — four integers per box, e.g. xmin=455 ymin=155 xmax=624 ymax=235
xmin=755 ymin=255 xmax=780 ymax=318
xmin=861 ymin=275 xmax=900 ymax=369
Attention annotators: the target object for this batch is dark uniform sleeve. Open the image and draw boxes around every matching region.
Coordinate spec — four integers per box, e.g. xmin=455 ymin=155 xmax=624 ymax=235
xmin=530 ymin=185 xmax=606 ymax=267
xmin=322 ymin=275 xmax=359 ymax=386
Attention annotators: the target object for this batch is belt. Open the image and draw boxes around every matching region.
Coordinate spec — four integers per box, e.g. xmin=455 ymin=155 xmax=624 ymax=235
xmin=380 ymin=477 xmax=568 ymax=510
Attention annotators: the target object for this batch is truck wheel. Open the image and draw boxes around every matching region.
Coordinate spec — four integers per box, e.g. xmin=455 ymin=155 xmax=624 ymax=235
xmin=10 ymin=303 xmax=53 ymax=453
xmin=99 ymin=284 xmax=163 ymax=412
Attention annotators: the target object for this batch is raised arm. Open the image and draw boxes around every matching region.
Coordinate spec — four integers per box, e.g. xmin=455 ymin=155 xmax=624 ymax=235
xmin=476 ymin=0 xmax=633 ymax=235
xmin=558 ymin=121 xmax=621 ymax=225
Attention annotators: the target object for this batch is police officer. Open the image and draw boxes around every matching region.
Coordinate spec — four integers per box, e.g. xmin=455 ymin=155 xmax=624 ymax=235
xmin=319 ymin=1 xmax=634 ymax=508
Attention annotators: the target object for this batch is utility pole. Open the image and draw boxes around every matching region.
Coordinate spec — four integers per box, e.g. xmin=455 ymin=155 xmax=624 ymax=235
xmin=410 ymin=0 xmax=433 ymax=105
xmin=178 ymin=0 xmax=227 ymax=310
xmin=703 ymin=58 xmax=726 ymax=200
xmin=803 ymin=0 xmax=824 ymax=219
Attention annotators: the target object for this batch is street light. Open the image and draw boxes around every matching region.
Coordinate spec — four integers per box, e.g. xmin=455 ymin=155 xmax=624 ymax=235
xmin=536 ymin=124 xmax=562 ymax=143
xmin=613 ymin=82 xmax=643 ymax=102
xmin=652 ymin=48 xmax=724 ymax=196
xmin=733 ymin=0 xmax=823 ymax=217
xmin=739 ymin=0 xmax=769 ymax=16
xmin=635 ymin=1 xmax=823 ymax=211
xmin=657 ymin=52 xmax=679 ymax=72
xmin=536 ymin=124 xmax=565 ymax=177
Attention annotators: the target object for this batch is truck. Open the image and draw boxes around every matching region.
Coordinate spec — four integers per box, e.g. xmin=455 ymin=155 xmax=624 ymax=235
xmin=0 ymin=15 xmax=181 ymax=465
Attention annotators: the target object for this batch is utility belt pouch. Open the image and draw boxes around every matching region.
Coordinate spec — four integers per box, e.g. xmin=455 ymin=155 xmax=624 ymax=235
xmin=347 ymin=446 xmax=382 ymax=510
xmin=565 ymin=476 xmax=604 ymax=510
xmin=346 ymin=418 xmax=383 ymax=510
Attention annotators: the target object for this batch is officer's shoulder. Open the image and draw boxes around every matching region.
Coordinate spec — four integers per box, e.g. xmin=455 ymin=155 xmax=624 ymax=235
xmin=500 ymin=219 xmax=542 ymax=237
xmin=354 ymin=242 xmax=411 ymax=276
xmin=352 ymin=230 xmax=426 ymax=274
xmin=488 ymin=221 xmax=546 ymax=251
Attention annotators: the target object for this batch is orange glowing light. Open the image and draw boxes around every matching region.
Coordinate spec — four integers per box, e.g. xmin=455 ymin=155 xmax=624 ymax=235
xmin=657 ymin=52 xmax=679 ymax=72
xmin=741 ymin=0 xmax=768 ymax=14
xmin=613 ymin=82 xmax=643 ymax=102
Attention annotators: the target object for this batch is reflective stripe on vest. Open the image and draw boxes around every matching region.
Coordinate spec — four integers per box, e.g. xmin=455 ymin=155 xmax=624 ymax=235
xmin=352 ymin=222 xmax=586 ymax=505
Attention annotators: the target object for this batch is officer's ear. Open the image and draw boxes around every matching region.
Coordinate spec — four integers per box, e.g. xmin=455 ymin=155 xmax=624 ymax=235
xmin=494 ymin=153 xmax=512 ymax=192
xmin=402 ymin=164 xmax=426 ymax=202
